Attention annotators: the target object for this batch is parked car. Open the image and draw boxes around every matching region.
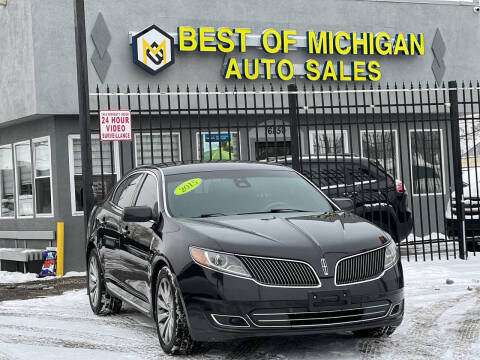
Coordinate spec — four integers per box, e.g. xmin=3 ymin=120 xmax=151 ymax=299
xmin=269 ymin=155 xmax=413 ymax=242
xmin=86 ymin=162 xmax=404 ymax=355
xmin=445 ymin=180 xmax=480 ymax=251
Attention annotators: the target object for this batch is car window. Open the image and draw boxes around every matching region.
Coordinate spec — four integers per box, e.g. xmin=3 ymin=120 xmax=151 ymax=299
xmin=112 ymin=173 xmax=143 ymax=208
xmin=135 ymin=174 xmax=159 ymax=210
xmin=165 ymin=169 xmax=333 ymax=218
xmin=301 ymin=161 xmax=382 ymax=188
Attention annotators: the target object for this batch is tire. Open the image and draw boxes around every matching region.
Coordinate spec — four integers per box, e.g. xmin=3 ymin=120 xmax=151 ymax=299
xmin=87 ymin=248 xmax=122 ymax=315
xmin=154 ymin=266 xmax=197 ymax=355
xmin=353 ymin=326 xmax=397 ymax=337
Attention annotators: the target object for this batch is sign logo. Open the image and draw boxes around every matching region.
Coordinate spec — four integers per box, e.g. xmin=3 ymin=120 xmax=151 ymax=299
xmin=132 ymin=25 xmax=174 ymax=74
xmin=100 ymin=110 xmax=132 ymax=141
xmin=321 ymin=258 xmax=329 ymax=276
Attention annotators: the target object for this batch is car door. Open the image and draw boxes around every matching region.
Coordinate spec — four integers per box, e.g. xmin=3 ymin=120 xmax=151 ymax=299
xmin=120 ymin=172 xmax=161 ymax=303
xmin=100 ymin=172 xmax=144 ymax=286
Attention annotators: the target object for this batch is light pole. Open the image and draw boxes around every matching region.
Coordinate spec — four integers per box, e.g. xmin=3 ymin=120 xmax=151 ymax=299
xmin=74 ymin=0 xmax=94 ymax=241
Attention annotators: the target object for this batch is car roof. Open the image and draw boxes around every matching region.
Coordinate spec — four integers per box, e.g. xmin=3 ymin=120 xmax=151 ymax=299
xmin=135 ymin=161 xmax=294 ymax=176
xmin=265 ymin=154 xmax=364 ymax=162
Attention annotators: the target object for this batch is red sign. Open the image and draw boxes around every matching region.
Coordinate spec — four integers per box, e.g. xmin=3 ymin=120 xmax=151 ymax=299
xmin=100 ymin=110 xmax=132 ymax=141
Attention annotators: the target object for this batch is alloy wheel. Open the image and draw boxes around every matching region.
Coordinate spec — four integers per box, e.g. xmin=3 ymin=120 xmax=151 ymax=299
xmin=157 ymin=277 xmax=175 ymax=344
xmin=88 ymin=255 xmax=99 ymax=307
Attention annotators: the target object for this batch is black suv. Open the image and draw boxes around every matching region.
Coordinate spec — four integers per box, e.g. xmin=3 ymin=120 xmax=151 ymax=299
xmin=272 ymin=155 xmax=413 ymax=242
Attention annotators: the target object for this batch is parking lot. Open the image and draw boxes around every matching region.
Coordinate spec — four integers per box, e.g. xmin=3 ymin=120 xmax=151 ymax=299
xmin=0 ymin=256 xmax=478 ymax=360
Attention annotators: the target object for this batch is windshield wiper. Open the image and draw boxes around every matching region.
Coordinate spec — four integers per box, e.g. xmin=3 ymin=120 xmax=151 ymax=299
xmin=195 ymin=213 xmax=227 ymax=218
xmin=236 ymin=209 xmax=314 ymax=215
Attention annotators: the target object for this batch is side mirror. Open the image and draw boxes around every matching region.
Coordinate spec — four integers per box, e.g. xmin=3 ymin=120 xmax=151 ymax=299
xmin=122 ymin=206 xmax=153 ymax=222
xmin=332 ymin=198 xmax=354 ymax=212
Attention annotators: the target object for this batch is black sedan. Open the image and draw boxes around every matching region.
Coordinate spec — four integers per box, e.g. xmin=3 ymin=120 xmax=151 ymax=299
xmin=86 ymin=162 xmax=404 ymax=355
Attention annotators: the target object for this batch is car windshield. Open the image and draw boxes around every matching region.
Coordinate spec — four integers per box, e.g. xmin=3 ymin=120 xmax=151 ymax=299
xmin=165 ymin=169 xmax=334 ymax=218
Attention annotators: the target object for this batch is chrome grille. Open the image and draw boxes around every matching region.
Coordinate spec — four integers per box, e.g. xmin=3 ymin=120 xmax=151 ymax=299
xmin=238 ymin=255 xmax=320 ymax=287
xmin=336 ymin=247 xmax=386 ymax=285
xmin=249 ymin=302 xmax=390 ymax=327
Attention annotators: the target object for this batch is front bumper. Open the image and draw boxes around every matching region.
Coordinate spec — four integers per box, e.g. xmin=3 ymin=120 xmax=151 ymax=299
xmin=179 ymin=261 xmax=404 ymax=342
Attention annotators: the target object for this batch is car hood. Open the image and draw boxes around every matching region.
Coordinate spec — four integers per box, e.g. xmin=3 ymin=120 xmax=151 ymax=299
xmin=176 ymin=211 xmax=388 ymax=262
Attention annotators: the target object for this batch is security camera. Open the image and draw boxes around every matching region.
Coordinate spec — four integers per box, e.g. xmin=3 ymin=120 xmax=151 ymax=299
xmin=474 ymin=6 xmax=480 ymax=13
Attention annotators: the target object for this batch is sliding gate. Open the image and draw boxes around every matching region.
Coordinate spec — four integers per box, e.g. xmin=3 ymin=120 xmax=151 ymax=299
xmin=87 ymin=81 xmax=479 ymax=261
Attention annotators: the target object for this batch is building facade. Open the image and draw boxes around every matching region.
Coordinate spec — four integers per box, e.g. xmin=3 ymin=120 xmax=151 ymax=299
xmin=1 ymin=0 xmax=479 ymax=271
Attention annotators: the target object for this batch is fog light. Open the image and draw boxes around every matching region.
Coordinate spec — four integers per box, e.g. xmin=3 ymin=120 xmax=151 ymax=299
xmin=211 ymin=314 xmax=250 ymax=328
xmin=389 ymin=300 xmax=404 ymax=316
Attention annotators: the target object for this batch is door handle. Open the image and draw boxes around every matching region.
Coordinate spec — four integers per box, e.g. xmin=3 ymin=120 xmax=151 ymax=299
xmin=98 ymin=217 xmax=106 ymax=227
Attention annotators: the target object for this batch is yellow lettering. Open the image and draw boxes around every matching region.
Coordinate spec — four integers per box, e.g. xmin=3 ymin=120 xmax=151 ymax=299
xmin=199 ymin=27 xmax=216 ymax=52
xmin=276 ymin=59 xmax=294 ymax=80
xmin=223 ymin=58 xmax=242 ymax=79
xmin=409 ymin=33 xmax=424 ymax=55
xmin=393 ymin=33 xmax=409 ymax=55
xmin=353 ymin=61 xmax=367 ymax=81
xmin=217 ymin=28 xmax=234 ymax=53
xmin=338 ymin=61 xmax=351 ymax=81
xmin=352 ymin=32 xmax=368 ymax=55
xmin=367 ymin=61 xmax=382 ymax=81
xmin=375 ymin=32 xmax=391 ymax=55
xmin=335 ymin=32 xmax=351 ymax=55
xmin=243 ymin=58 xmax=259 ymax=80
xmin=322 ymin=61 xmax=337 ymax=81
xmin=307 ymin=31 xmax=330 ymax=54
xmin=282 ymin=30 xmax=297 ymax=53
xmin=260 ymin=58 xmax=275 ymax=80
xmin=305 ymin=59 xmax=320 ymax=81
xmin=234 ymin=28 xmax=251 ymax=52
xmin=178 ymin=26 xmax=197 ymax=51
xmin=369 ymin=33 xmax=374 ymax=55
xmin=262 ymin=29 xmax=282 ymax=54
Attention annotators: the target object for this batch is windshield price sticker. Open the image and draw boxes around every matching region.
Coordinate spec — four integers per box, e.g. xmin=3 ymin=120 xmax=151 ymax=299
xmin=100 ymin=110 xmax=132 ymax=141
xmin=174 ymin=178 xmax=203 ymax=195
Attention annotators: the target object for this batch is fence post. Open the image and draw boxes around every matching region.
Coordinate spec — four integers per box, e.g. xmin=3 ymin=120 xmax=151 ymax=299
xmin=74 ymin=0 xmax=94 ymax=244
xmin=448 ymin=80 xmax=467 ymax=259
xmin=288 ymin=84 xmax=301 ymax=171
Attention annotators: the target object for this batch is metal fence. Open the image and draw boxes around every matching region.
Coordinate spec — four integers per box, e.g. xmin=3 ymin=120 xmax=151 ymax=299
xmin=87 ymin=81 xmax=480 ymax=261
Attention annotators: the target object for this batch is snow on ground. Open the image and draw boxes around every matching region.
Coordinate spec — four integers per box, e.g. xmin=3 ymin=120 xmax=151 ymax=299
xmin=0 ymin=256 xmax=479 ymax=360
xmin=0 ymin=271 xmax=86 ymax=284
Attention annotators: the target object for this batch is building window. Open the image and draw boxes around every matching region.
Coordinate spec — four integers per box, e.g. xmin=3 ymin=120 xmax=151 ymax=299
xmin=360 ymin=130 xmax=399 ymax=177
xmin=309 ymin=130 xmax=349 ymax=156
xmin=33 ymin=137 xmax=53 ymax=216
xmin=0 ymin=145 xmax=15 ymax=218
xmin=68 ymin=135 xmax=120 ymax=215
xmin=134 ymin=132 xmax=181 ymax=165
xmin=196 ymin=132 xmax=240 ymax=160
xmin=14 ymin=141 xmax=33 ymax=217
xmin=409 ymin=129 xmax=444 ymax=196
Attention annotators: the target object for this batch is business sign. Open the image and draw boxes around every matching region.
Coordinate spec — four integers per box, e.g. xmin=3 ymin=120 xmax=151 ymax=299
xmin=132 ymin=25 xmax=174 ymax=74
xmin=100 ymin=110 xmax=132 ymax=141
xmin=131 ymin=25 xmax=425 ymax=82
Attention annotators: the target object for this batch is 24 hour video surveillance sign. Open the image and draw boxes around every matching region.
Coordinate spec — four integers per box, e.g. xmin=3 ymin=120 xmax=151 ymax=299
xmin=100 ymin=110 xmax=132 ymax=141
xmin=131 ymin=26 xmax=425 ymax=81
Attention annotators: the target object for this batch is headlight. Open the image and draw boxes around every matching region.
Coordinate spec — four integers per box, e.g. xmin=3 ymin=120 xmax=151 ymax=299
xmin=384 ymin=241 xmax=399 ymax=269
xmin=189 ymin=247 xmax=251 ymax=278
